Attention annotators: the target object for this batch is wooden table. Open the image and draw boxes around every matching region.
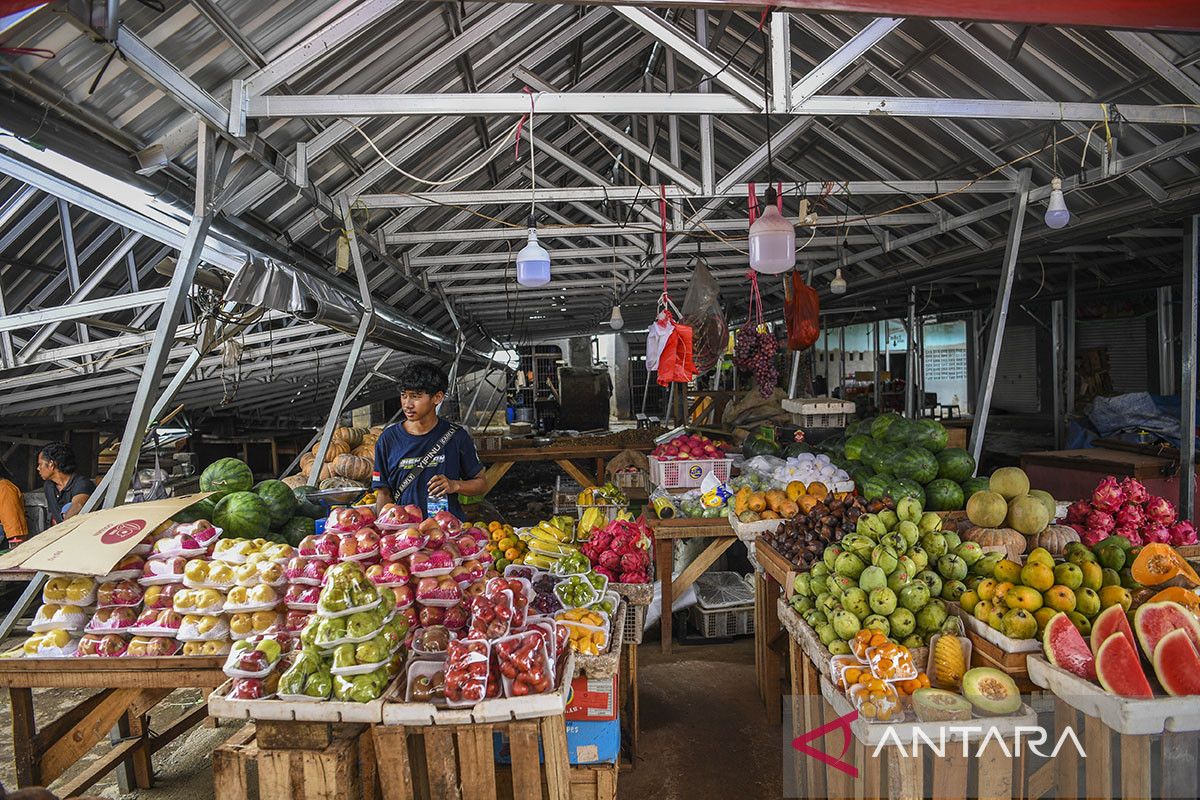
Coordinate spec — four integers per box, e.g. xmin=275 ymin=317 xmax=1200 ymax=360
xmin=479 ymin=444 xmax=653 ymax=495
xmin=0 ymin=656 xmax=225 ymax=796
xmin=750 ymin=539 xmax=794 ymax=729
xmin=645 ymin=517 xmax=736 ymax=655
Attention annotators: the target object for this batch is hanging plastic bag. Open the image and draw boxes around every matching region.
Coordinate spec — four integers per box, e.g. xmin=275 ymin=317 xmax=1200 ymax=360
xmin=785 ymin=272 xmax=820 ymax=350
xmin=680 ymin=259 xmax=727 ymax=373
xmin=657 ymin=323 xmax=696 ymax=386
xmin=646 ymin=312 xmax=675 ymax=371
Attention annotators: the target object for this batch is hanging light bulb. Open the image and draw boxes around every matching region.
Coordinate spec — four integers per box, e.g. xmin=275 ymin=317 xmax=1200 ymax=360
xmin=830 ymin=268 xmax=847 ymax=295
xmin=516 ymin=217 xmax=550 ymax=287
xmin=748 ymin=185 xmax=795 ymax=274
xmin=608 ymin=304 xmax=624 ymax=329
xmin=1045 ymin=177 xmax=1070 ymax=229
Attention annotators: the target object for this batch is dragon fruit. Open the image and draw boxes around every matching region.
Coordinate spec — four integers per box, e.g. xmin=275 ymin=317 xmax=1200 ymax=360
xmin=620 ymin=552 xmax=647 ymax=574
xmin=1119 ymin=477 xmax=1150 ymax=506
xmin=1113 ymin=525 xmax=1143 ymax=546
xmin=593 ymin=566 xmax=618 ymax=583
xmin=1169 ymin=521 xmax=1198 ymax=546
xmin=1144 ymin=495 xmax=1177 ymax=526
xmin=598 ymin=551 xmax=621 ymax=572
xmin=1065 ymin=500 xmax=1092 ymax=525
xmin=1143 ymin=525 xmax=1172 ymax=544
xmin=1085 ymin=509 xmax=1116 ymax=538
xmin=1115 ymin=503 xmax=1145 ymax=530
xmin=1091 ymin=476 xmax=1126 ymax=513
xmin=619 ymin=571 xmax=650 ymax=584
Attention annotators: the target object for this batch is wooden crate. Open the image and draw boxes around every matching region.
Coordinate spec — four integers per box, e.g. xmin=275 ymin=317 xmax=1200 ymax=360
xmin=213 ymin=722 xmax=377 ymax=800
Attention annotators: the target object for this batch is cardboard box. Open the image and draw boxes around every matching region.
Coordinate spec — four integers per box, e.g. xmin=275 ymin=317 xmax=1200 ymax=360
xmin=565 ymin=674 xmax=618 ymax=721
xmin=493 ymin=718 xmax=620 ymax=766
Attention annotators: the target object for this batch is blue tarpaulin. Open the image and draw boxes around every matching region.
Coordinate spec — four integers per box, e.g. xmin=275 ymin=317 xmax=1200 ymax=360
xmin=1070 ymin=392 xmax=1198 ymax=449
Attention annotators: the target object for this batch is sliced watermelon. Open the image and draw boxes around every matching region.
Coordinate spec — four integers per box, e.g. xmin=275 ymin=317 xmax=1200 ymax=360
xmin=1090 ymin=604 xmax=1137 ymax=656
xmin=1152 ymin=629 xmax=1200 ymax=696
xmin=1044 ymin=612 xmax=1096 ymax=681
xmin=1095 ymin=633 xmax=1154 ymax=699
xmin=1133 ymin=601 xmax=1200 ymax=660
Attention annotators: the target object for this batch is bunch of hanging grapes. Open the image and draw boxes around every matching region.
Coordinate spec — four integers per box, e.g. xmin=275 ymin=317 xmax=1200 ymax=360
xmin=733 ymin=324 xmax=779 ymax=397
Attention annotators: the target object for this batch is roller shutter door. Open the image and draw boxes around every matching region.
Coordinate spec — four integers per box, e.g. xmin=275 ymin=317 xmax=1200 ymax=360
xmin=991 ymin=325 xmax=1039 ymax=413
xmin=1076 ymin=318 xmax=1151 ymax=394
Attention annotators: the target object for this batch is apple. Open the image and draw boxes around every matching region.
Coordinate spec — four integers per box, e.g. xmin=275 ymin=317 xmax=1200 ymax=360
xmin=172 ymin=588 xmax=195 ymax=611
xmin=144 ymin=583 xmax=179 ymax=609
xmin=418 ymin=605 xmax=445 ymax=627
xmin=157 ymin=610 xmax=182 ymax=629
xmin=284 ymin=557 xmax=306 ymax=580
xmin=298 ymin=535 xmax=320 ymax=557
xmin=202 ymin=640 xmax=228 ymax=656
xmin=415 ymin=577 xmax=438 ymax=596
xmin=145 ymin=637 xmax=177 ymax=656
xmin=391 ymin=585 xmax=414 ymax=608
xmin=207 ymin=563 xmax=234 ymax=585
xmin=196 ymin=588 xmax=224 ymax=611
xmin=443 ymin=604 xmax=469 ymax=630
xmin=302 ymin=561 xmax=328 ymax=582
xmin=338 ymin=536 xmax=360 ymax=560
xmin=113 ymin=554 xmax=144 ymax=573
xmin=234 ymin=563 xmax=259 ymax=585
xmin=315 ymin=534 xmax=340 ymax=559
xmin=462 ymin=579 xmax=486 ymax=600
xmin=136 ymin=608 xmax=159 ymax=627
xmin=184 ymin=559 xmax=209 ymax=583
xmin=95 ymin=633 xmax=126 ymax=656
xmin=386 ymin=562 xmax=409 ymax=582
xmin=126 ymin=636 xmax=149 ymax=657
xmin=226 ymin=586 xmax=250 ymax=606
xmin=285 ymin=610 xmax=312 ymax=632
xmin=229 ymin=678 xmax=264 ymax=700
xmin=252 ymin=611 xmax=282 ymax=632
xmin=182 ymin=641 xmax=203 ymax=656
xmin=248 ymin=584 xmax=277 ymax=605
xmin=401 ymin=606 xmax=419 ymax=628
xmin=258 ymin=563 xmax=284 ymax=584
xmin=229 ymin=614 xmax=253 ymax=636
xmin=450 ymin=566 xmax=471 ymax=585
xmin=197 ymin=616 xmax=220 ymax=635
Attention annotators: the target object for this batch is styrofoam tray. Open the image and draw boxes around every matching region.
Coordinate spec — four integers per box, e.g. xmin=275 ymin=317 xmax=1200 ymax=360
xmin=726 ymin=508 xmax=784 ymax=541
xmin=207 ymin=676 xmax=393 ymax=723
xmin=819 ymin=675 xmax=1038 ymax=747
xmin=382 ymin=652 xmax=575 ymax=726
xmin=1026 ymin=656 xmax=1200 ymax=735
xmin=952 ymin=604 xmax=1042 ymax=653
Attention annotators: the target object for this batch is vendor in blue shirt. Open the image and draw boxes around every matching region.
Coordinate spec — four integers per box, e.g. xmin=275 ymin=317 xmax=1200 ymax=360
xmin=372 ymin=361 xmax=487 ymax=520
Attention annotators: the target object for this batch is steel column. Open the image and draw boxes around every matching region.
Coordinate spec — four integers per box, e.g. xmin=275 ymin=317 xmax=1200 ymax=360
xmin=788 ymin=349 xmax=801 ymax=399
xmin=0 ymin=283 xmax=14 ymax=369
xmin=1158 ymin=286 xmax=1175 ymax=395
xmin=103 ymin=123 xmax=234 ymax=507
xmin=968 ymin=169 xmax=1032 ymax=467
xmin=838 ymin=326 xmax=847 ymax=399
xmin=1181 ymin=216 xmax=1198 ymax=522
xmin=1052 ymin=300 xmax=1065 ymax=449
xmin=769 ymin=12 xmax=791 ymax=114
xmin=695 ymin=10 xmax=715 ymax=195
xmin=905 ymin=289 xmax=916 ymax=418
xmin=872 ymin=321 xmax=881 ymax=412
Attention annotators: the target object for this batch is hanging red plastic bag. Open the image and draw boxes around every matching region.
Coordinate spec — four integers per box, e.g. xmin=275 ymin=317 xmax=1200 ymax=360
xmin=785 ymin=272 xmax=820 ymax=350
xmin=657 ymin=323 xmax=696 ymax=387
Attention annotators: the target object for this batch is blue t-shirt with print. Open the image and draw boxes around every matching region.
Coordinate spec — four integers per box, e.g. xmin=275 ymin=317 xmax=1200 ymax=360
xmin=371 ymin=419 xmax=483 ymax=519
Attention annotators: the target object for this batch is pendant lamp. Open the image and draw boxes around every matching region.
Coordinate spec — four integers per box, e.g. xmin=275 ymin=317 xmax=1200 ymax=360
xmin=516 ymin=96 xmax=551 ymax=287
xmin=749 ymin=185 xmax=796 ymax=274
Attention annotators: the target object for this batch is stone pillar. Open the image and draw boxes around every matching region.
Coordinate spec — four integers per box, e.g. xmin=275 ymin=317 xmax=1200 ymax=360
xmin=612 ymin=333 xmax=632 ymax=420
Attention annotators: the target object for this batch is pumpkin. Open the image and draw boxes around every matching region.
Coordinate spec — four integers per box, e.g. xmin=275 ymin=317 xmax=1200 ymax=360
xmin=311 ymin=440 xmax=351 ymax=462
xmin=317 ymin=462 xmax=334 ymax=482
xmin=1131 ymin=542 xmax=1200 ymax=587
xmin=1029 ymin=524 xmax=1080 ymax=557
xmin=319 ymin=477 xmax=365 ymax=490
xmin=351 ymin=444 xmax=375 ymax=459
xmin=963 ymin=526 xmax=1027 ymax=561
xmin=332 ymin=454 xmax=373 ymax=482
xmin=1148 ymin=586 xmax=1200 ymax=613
xmin=369 ymin=425 xmax=386 ymax=436
xmin=333 ymin=427 xmax=363 ymax=449
xmin=299 ymin=452 xmax=316 ymax=473
xmin=281 ymin=473 xmax=308 ymax=489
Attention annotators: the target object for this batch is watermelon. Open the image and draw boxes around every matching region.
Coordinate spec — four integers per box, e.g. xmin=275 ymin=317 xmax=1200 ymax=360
xmin=281 ymin=516 xmax=316 ymax=546
xmin=847 ymin=418 xmax=872 ymax=438
xmin=1133 ymin=601 xmax=1200 ymax=659
xmin=783 ymin=441 xmax=812 ymax=458
xmin=254 ymin=479 xmax=298 ymax=529
xmin=199 ymin=458 xmax=254 ymax=498
xmin=844 ymin=435 xmax=872 ymax=461
xmin=293 ymin=486 xmax=325 ymax=519
xmin=1043 ymin=612 xmax=1096 ymax=680
xmin=890 ymin=479 xmax=925 ymax=506
xmin=743 ymin=431 xmax=780 ymax=458
xmin=213 ymin=491 xmax=271 ymax=539
xmin=909 ymin=419 xmax=949 ymax=453
xmin=884 ymin=417 xmax=914 ymax=445
xmin=862 ymin=475 xmax=891 ymax=501
xmin=1151 ymin=629 xmax=1200 ymax=696
xmin=960 ymin=477 xmax=990 ymax=498
xmin=871 ymin=413 xmax=902 ymax=440
xmin=892 ymin=448 xmax=938 ymax=484
xmin=1089 ymin=604 xmax=1137 ymax=656
xmin=1095 ymin=632 xmax=1153 ymax=698
xmin=173 ymin=497 xmax=217 ymax=524
xmin=935 ymin=448 xmax=975 ymax=483
xmin=925 ymin=479 xmax=965 ymax=512
xmin=868 ymin=443 xmax=902 ymax=476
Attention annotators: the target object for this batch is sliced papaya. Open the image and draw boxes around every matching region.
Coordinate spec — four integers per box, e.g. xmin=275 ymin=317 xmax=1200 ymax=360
xmin=1131 ymin=543 xmax=1200 ymax=587
xmin=1149 ymin=586 xmax=1200 ymax=614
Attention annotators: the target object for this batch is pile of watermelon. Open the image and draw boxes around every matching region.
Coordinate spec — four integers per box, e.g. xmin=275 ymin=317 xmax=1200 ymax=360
xmin=174 ymin=457 xmax=322 ymax=546
xmin=827 ymin=414 xmax=982 ymax=511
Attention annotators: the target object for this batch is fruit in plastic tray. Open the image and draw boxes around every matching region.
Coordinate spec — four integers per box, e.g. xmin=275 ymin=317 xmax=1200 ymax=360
xmin=89 ymin=607 xmax=136 ymax=631
xmin=228 ymin=675 xmax=270 ymax=700
xmin=377 ymin=503 xmax=423 ymax=528
xmin=333 ymin=666 xmax=389 ymax=703
xmin=867 ymin=642 xmax=918 ymax=681
xmin=555 ymin=575 xmax=597 ymax=608
xmin=184 ymin=559 xmax=210 ymax=584
xmin=326 ymin=505 xmax=376 ymax=533
xmin=191 ymin=588 xmax=224 ymax=612
xmin=505 ymin=566 xmax=538 ymax=581
xmin=44 ymin=576 xmax=94 ymax=603
xmin=250 ymin=584 xmax=279 ymax=606
xmin=487 ymin=577 xmax=531 ymax=624
xmin=126 ymin=636 xmax=177 ymax=657
xmin=299 ymin=533 xmax=340 ymax=560
xmin=143 ymin=583 xmax=181 ymax=610
xmin=343 ymin=608 xmax=384 ymax=639
xmin=387 ymin=584 xmax=414 ymax=609
xmin=285 ymin=585 xmax=321 ymax=607
xmin=556 ymin=608 xmax=608 ymax=655
xmin=135 ymin=608 xmax=182 ymax=631
xmin=152 ymin=533 xmax=203 ymax=557
xmin=78 ymin=633 xmax=128 ymax=657
xmin=96 ymin=579 xmax=142 ymax=607
xmin=418 ymin=605 xmax=446 ymax=628
xmin=552 ymin=551 xmax=590 ymax=576
xmin=141 ymin=556 xmax=186 ymax=581
xmin=380 ymin=616 xmax=409 ymax=649
xmin=433 ymin=511 xmax=463 ymax=535
xmin=338 ymin=532 xmax=379 ymax=560
xmin=415 ymin=576 xmax=461 ymax=604
xmin=206 ymin=561 xmax=234 ymax=585
xmin=110 ymin=554 xmax=145 ymax=575
xmin=414 ymin=625 xmax=452 ymax=653
xmin=412 ymin=549 xmax=455 ymax=574
xmin=212 ymin=538 xmax=255 ymax=561
xmin=226 ymin=586 xmax=250 ymax=607
xmin=495 ymin=631 xmax=553 ymax=696
xmin=443 ymin=603 xmax=469 ymax=631
xmin=848 ymin=678 xmax=902 ymax=722
xmin=314 ymin=616 xmax=348 ymax=646
xmin=318 ymin=561 xmax=379 ymax=613
xmin=285 ymin=609 xmax=313 ymax=633
xmin=463 ymin=578 xmax=488 ymax=601
xmin=467 ymin=590 xmax=514 ymax=640
xmin=444 ymin=639 xmax=488 ymax=703
xmin=410 ymin=669 xmax=446 ymax=702
xmin=173 ymin=519 xmax=220 ymax=545
xmin=366 ymin=561 xmax=410 ymax=586
xmin=380 ymin=529 xmax=427 ymax=560
xmin=454 ymin=534 xmax=482 ymax=559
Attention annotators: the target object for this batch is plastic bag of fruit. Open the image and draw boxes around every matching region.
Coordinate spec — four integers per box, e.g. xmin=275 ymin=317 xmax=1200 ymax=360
xmin=444 ymin=638 xmax=490 ymax=706
xmin=333 ymin=664 xmax=390 ymax=703
xmin=494 ymin=630 xmax=554 ymax=697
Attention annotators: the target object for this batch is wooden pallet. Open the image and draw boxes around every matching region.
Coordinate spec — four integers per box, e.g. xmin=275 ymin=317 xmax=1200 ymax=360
xmin=212 ymin=722 xmax=377 ymax=800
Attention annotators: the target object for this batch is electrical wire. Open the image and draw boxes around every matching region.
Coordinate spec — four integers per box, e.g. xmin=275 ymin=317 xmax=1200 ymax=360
xmin=345 ymin=117 xmax=522 ymax=187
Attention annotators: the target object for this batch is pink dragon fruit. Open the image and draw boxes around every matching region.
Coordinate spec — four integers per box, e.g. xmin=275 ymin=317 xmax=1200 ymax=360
xmin=1119 ymin=477 xmax=1150 ymax=506
xmin=590 ymin=530 xmax=613 ymax=553
xmin=1065 ymin=500 xmax=1092 ymax=525
xmin=1085 ymin=509 xmax=1116 ymax=537
xmin=619 ymin=570 xmax=650 ymax=584
xmin=1112 ymin=524 xmax=1143 ymax=546
xmin=1115 ymin=503 xmax=1145 ymax=530
xmin=1169 ymin=521 xmax=1198 ymax=546
xmin=598 ymin=551 xmax=621 ymax=572
xmin=593 ymin=566 xmax=618 ymax=583
xmin=620 ymin=552 xmax=647 ymax=574
xmin=1145 ymin=495 xmax=1177 ymax=526
xmin=1091 ymin=476 xmax=1126 ymax=513
xmin=1143 ymin=525 xmax=1172 ymax=544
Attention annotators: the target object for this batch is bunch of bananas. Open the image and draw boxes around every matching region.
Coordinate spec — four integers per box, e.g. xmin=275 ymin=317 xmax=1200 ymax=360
xmin=520 ymin=517 xmax=579 ymax=569
xmin=577 ymin=482 xmax=628 ymax=507
xmin=481 ymin=521 xmax=527 ymax=571
xmin=577 ymin=507 xmax=636 ymax=541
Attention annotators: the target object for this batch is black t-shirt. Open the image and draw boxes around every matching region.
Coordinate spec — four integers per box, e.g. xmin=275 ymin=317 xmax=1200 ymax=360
xmin=371 ymin=420 xmax=483 ymax=518
xmin=45 ymin=474 xmax=96 ymax=525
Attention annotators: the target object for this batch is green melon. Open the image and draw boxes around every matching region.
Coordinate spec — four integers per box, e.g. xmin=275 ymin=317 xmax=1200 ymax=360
xmin=890 ymin=479 xmax=926 ymax=506
xmin=173 ymin=497 xmax=217 ymax=524
xmin=925 ymin=479 xmax=965 ymax=512
xmin=892 ymin=448 xmax=939 ymax=485
xmin=871 ymin=413 xmax=902 ymax=440
xmin=199 ymin=458 xmax=254 ymax=498
xmin=990 ymin=467 xmax=1030 ymax=501
xmin=862 ymin=475 xmax=892 ymax=501
xmin=884 ymin=417 xmax=915 ymax=445
xmin=935 ymin=448 xmax=975 ymax=483
xmin=254 ymin=479 xmax=299 ymax=529
xmin=960 ymin=477 xmax=990 ymax=498
xmin=213 ymin=491 xmax=271 ymax=539
xmin=909 ymin=419 xmax=949 ymax=453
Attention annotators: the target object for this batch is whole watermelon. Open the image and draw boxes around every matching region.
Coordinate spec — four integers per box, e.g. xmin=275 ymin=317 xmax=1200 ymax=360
xmin=281 ymin=516 xmax=316 ymax=546
xmin=908 ymin=419 xmax=949 ymax=453
xmin=890 ymin=478 xmax=926 ymax=506
xmin=200 ymin=458 xmax=253 ymax=498
xmin=868 ymin=443 xmax=902 ymax=476
xmin=847 ymin=417 xmax=873 ymax=438
xmin=924 ymin=479 xmax=965 ymax=511
xmin=871 ymin=413 xmax=901 ymax=440
xmin=844 ymin=435 xmax=872 ymax=461
xmin=254 ymin=479 xmax=298 ymax=529
xmin=960 ymin=476 xmax=990 ymax=498
xmin=213 ymin=491 xmax=270 ymax=539
xmin=783 ymin=441 xmax=812 ymax=458
xmin=893 ymin=448 xmax=938 ymax=485
xmin=862 ymin=475 xmax=892 ymax=501
xmin=848 ymin=462 xmax=875 ymax=485
xmin=884 ymin=417 xmax=914 ymax=446
xmin=935 ymin=448 xmax=976 ymax=482
xmin=173 ymin=497 xmax=216 ymax=524
xmin=742 ymin=432 xmax=781 ymax=458
xmin=292 ymin=486 xmax=325 ymax=519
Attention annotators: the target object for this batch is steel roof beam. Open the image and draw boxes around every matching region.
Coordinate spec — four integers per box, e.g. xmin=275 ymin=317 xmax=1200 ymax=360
xmin=790 ymin=17 xmax=901 ymax=105
xmin=1109 ymin=32 xmax=1200 ymax=103
xmin=0 ymin=289 xmax=169 ymax=334
xmin=389 ymin=224 xmax=888 ymax=245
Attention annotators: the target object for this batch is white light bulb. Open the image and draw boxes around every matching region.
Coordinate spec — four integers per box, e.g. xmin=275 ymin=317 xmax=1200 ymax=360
xmin=1045 ymin=177 xmax=1070 ymax=229
xmin=516 ymin=227 xmax=551 ymax=287
xmin=608 ymin=305 xmax=624 ymax=329
xmin=830 ymin=268 xmax=847 ymax=295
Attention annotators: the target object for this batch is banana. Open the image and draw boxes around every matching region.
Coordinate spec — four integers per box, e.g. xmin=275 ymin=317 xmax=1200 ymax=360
xmin=525 ymin=553 xmax=554 ymax=568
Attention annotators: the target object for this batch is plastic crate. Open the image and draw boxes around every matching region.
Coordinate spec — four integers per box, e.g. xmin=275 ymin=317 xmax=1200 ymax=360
xmin=648 ymin=456 xmax=733 ymax=490
xmin=622 ymin=603 xmax=645 ymax=645
xmin=694 ymin=571 xmax=755 ymax=609
xmin=611 ymin=469 xmax=648 ymax=493
xmin=689 ymin=604 xmax=754 ymax=638
xmin=554 ymin=476 xmax=582 ymax=515
xmin=782 ymin=396 xmax=856 ymax=428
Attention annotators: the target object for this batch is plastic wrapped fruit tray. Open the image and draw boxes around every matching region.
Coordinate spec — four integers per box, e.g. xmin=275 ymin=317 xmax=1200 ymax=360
xmin=572 ymin=601 xmax=625 ymax=680
xmin=381 ymin=652 xmax=575 ymax=727
xmin=818 ymin=675 xmax=1037 ymax=746
xmin=207 ymin=676 xmax=398 ymax=724
xmin=1026 ymin=656 xmax=1200 ymax=736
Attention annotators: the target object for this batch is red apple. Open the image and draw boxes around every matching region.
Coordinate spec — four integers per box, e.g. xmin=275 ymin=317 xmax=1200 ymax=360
xmin=237 ymin=649 xmax=269 ymax=672
xmin=391 ymin=585 xmax=414 ymax=608
xmin=418 ymin=605 xmax=445 ymax=627
xmin=229 ymin=678 xmax=264 ymax=700
xmin=386 ymin=562 xmax=409 ymax=582
xmin=416 ymin=577 xmax=438 ymax=595
xmin=401 ymin=606 xmax=419 ymax=627
xmin=114 ymin=554 xmax=144 ymax=573
xmin=355 ymin=529 xmax=380 ymax=550
xmin=145 ymin=637 xmax=177 ymax=656
xmin=443 ymin=604 xmax=469 ymax=630
xmin=315 ymin=534 xmax=340 ymax=559
xmin=97 ymin=634 xmax=126 ymax=656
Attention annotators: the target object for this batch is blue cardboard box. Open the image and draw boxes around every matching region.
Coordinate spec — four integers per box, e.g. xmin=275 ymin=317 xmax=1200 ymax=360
xmin=493 ymin=718 xmax=620 ymax=765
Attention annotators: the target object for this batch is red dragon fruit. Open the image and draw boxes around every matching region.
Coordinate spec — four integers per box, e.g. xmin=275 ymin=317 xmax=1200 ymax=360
xmin=1144 ymin=495 xmax=1177 ymax=526
xmin=1119 ymin=477 xmax=1150 ymax=506
xmin=1115 ymin=503 xmax=1145 ymax=530
xmin=619 ymin=570 xmax=650 ymax=584
xmin=620 ymin=552 xmax=647 ymax=574
xmin=1065 ymin=500 xmax=1092 ymax=525
xmin=598 ymin=551 xmax=621 ymax=572
xmin=593 ymin=566 xmax=618 ymax=583
xmin=1085 ymin=509 xmax=1116 ymax=537
xmin=1143 ymin=525 xmax=1172 ymax=544
xmin=1091 ymin=476 xmax=1126 ymax=513
xmin=1169 ymin=521 xmax=1198 ymax=546
xmin=1113 ymin=525 xmax=1144 ymax=546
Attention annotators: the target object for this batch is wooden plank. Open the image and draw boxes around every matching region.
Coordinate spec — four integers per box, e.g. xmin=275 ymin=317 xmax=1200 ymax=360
xmin=1118 ymin=733 xmax=1151 ymax=800
xmin=656 ymin=538 xmax=674 ymax=655
xmin=256 ymin=720 xmax=336 ymax=750
xmin=127 ymin=687 xmax=174 ymax=720
xmin=1053 ymin=699 xmax=1079 ymax=800
xmin=0 ymin=661 xmax=225 ymax=689
xmin=931 ymin=751 xmax=968 ymax=800
xmin=508 ymin=720 xmax=544 ymax=800
xmin=788 ymin=640 xmax=806 ymax=799
xmin=30 ymin=689 xmax=113 ymax=755
xmin=424 ymin=727 xmax=462 ymax=800
xmin=256 ymin=748 xmax=295 ymax=800
xmin=670 ymin=536 xmax=735 ymax=598
xmin=359 ymin=725 xmax=380 ymax=800
xmin=484 ymin=461 xmax=514 ymax=493
xmin=212 ymin=742 xmax=252 ymax=800
xmin=800 ymin=657 xmax=826 ymax=800
xmin=646 ymin=522 xmax=733 ymax=539
xmin=371 ymin=727 xmax=414 ymax=800
xmin=888 ymin=744 xmax=923 ymax=800
xmin=54 ymin=736 xmax=143 ymax=799
xmin=40 ymin=687 xmax=144 ymax=784
xmin=556 ymin=459 xmax=598 ymax=489
xmin=762 ymin=572 xmax=783 ymax=728
xmin=10 ymin=688 xmax=39 ymax=787
xmin=541 ymin=715 xmax=572 ymax=800
xmin=754 ymin=540 xmax=794 ymax=585
xmin=457 ymin=723 xmax=497 ymax=800
xmin=1083 ymin=715 xmax=1113 ymax=800
xmin=863 ymin=741 xmax=884 ymax=800
xmin=124 ymin=708 xmax=154 ymax=790
xmin=1026 ymin=764 xmax=1055 ymax=800
xmin=300 ymin=740 xmax=350 ymax=800
xmin=149 ymin=701 xmax=209 ymax=755
xmin=1161 ymin=732 xmax=1200 ymax=800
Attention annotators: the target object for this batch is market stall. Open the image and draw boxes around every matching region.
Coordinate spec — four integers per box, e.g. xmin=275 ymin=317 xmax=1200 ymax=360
xmin=479 ymin=443 xmax=655 ymax=495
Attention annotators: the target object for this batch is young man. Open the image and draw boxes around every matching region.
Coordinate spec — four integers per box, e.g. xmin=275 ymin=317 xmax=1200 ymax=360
xmin=372 ymin=362 xmax=487 ymax=519
xmin=38 ymin=442 xmax=96 ymax=526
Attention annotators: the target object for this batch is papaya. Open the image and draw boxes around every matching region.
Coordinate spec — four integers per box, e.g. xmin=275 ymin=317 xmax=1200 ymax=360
xmin=761 ymin=511 xmax=780 ymax=520
xmin=1148 ymin=586 xmax=1200 ymax=613
xmin=798 ymin=495 xmax=820 ymax=514
xmin=786 ymin=481 xmax=806 ymax=503
xmin=734 ymin=486 xmax=751 ymax=516
xmin=766 ymin=490 xmax=787 ymax=513
xmin=1131 ymin=543 xmax=1200 ymax=587
xmin=778 ymin=500 xmax=800 ymax=519
xmin=748 ymin=493 xmax=767 ymax=513
xmin=808 ymin=483 xmax=829 ymax=500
